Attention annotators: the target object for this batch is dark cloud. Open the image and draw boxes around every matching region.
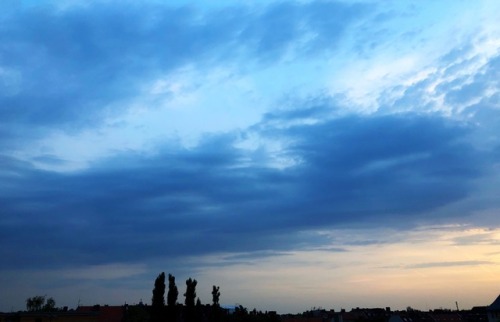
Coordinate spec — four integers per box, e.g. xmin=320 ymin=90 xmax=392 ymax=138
xmin=0 ymin=111 xmax=486 ymax=270
xmin=270 ymin=113 xmax=482 ymax=222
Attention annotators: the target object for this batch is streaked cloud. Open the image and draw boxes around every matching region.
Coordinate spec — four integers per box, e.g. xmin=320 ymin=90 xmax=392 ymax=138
xmin=60 ymin=263 xmax=148 ymax=280
xmin=406 ymin=261 xmax=494 ymax=269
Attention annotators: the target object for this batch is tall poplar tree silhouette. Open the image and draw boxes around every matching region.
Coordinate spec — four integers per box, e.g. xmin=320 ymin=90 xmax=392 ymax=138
xmin=151 ymin=272 xmax=165 ymax=322
xmin=167 ymin=273 xmax=178 ymax=322
xmin=184 ymin=278 xmax=198 ymax=321
xmin=184 ymin=278 xmax=197 ymax=307
xmin=167 ymin=274 xmax=178 ymax=306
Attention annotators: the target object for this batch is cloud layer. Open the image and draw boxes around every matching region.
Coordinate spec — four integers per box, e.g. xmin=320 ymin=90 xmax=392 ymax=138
xmin=0 ymin=111 xmax=490 ymax=269
xmin=1 ymin=0 xmax=500 ymax=313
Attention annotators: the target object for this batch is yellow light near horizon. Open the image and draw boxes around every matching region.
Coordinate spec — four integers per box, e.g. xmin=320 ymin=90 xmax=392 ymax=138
xmin=197 ymin=226 xmax=500 ymax=313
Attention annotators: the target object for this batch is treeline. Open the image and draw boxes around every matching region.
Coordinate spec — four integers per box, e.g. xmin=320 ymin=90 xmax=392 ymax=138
xmin=131 ymin=271 xmax=280 ymax=322
xmin=24 ymin=295 xmax=57 ymax=312
xmin=22 ymin=272 xmax=280 ymax=322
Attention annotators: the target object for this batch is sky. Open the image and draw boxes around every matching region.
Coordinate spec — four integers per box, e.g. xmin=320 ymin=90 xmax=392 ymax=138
xmin=1 ymin=0 xmax=500 ymax=314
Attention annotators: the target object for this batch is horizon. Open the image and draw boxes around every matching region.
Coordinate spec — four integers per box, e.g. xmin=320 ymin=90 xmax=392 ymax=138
xmin=1 ymin=0 xmax=500 ymax=314
xmin=7 ymin=288 xmax=500 ymax=314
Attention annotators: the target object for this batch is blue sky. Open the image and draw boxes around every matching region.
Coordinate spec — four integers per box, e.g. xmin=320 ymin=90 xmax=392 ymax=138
xmin=1 ymin=0 xmax=500 ymax=313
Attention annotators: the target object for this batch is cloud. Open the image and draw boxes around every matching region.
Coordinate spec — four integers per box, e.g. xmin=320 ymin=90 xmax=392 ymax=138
xmin=0 ymin=1 xmax=371 ymax=147
xmin=1 ymin=0 xmax=498 ymax=274
xmin=452 ymin=232 xmax=500 ymax=246
xmin=267 ymin=112 xmax=483 ymax=220
xmin=1 ymin=0 xmax=500 ymax=312
xmin=406 ymin=260 xmax=493 ymax=269
xmin=0 ymin=110 xmax=487 ymax=270
xmin=60 ymin=263 xmax=148 ymax=280
xmin=223 ymin=251 xmax=291 ymax=262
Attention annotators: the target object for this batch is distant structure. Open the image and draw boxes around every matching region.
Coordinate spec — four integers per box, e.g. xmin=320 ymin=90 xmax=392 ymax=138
xmin=488 ymin=294 xmax=500 ymax=322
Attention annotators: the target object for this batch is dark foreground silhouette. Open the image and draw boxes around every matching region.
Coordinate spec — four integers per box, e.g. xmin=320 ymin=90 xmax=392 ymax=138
xmin=2 ymin=274 xmax=498 ymax=322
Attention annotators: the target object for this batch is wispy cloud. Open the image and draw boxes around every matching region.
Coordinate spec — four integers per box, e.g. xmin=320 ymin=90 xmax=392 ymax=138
xmin=406 ymin=261 xmax=494 ymax=269
xmin=60 ymin=263 xmax=148 ymax=280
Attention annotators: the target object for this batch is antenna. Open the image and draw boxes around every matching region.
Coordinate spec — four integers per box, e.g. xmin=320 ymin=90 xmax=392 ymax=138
xmin=455 ymin=301 xmax=459 ymax=311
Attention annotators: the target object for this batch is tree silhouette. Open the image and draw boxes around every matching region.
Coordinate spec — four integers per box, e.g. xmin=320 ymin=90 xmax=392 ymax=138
xmin=167 ymin=274 xmax=178 ymax=322
xmin=210 ymin=286 xmax=221 ymax=322
xmin=152 ymin=272 xmax=166 ymax=307
xmin=26 ymin=296 xmax=46 ymax=312
xmin=184 ymin=278 xmax=198 ymax=322
xmin=43 ymin=297 xmax=56 ymax=311
xmin=184 ymin=278 xmax=197 ymax=307
xmin=232 ymin=305 xmax=249 ymax=322
xmin=25 ymin=296 xmax=57 ymax=312
xmin=151 ymin=272 xmax=165 ymax=322
xmin=167 ymin=274 xmax=178 ymax=307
